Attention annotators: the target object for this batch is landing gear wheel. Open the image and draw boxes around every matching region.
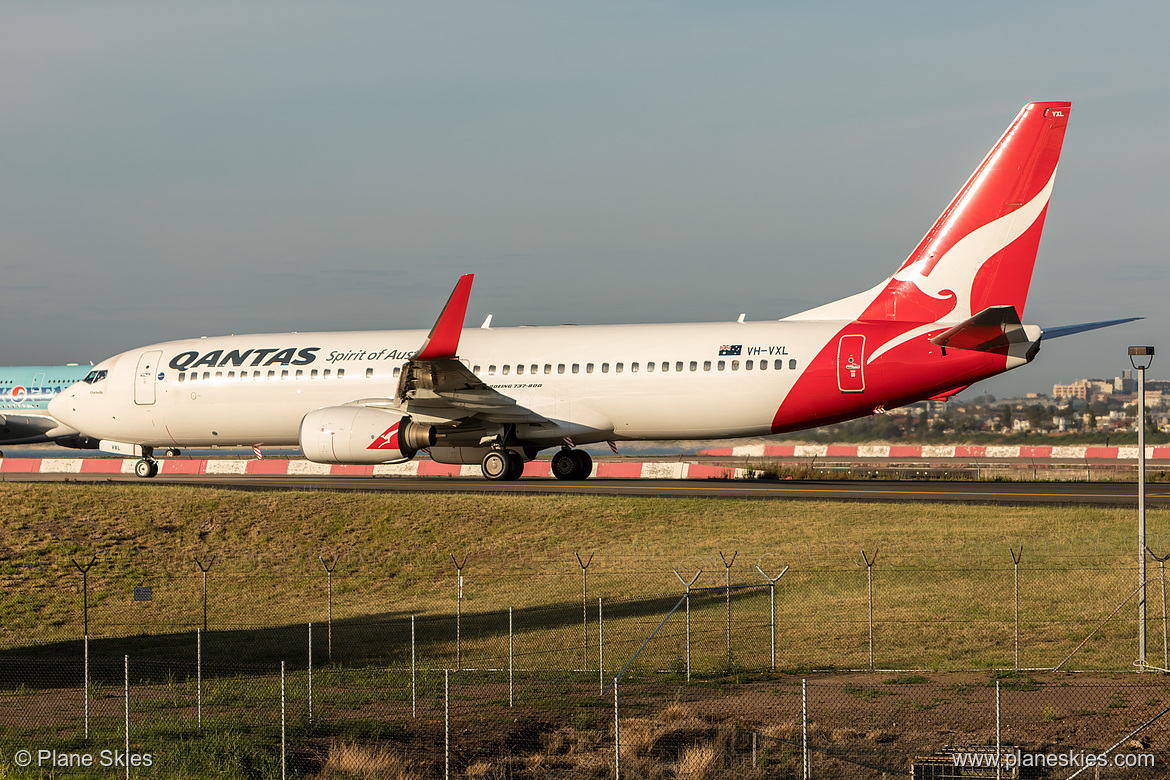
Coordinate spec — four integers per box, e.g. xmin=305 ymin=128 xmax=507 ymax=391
xmin=552 ymin=449 xmax=592 ymax=480
xmin=165 ymin=448 xmax=181 ymax=457
xmin=135 ymin=459 xmax=159 ymax=478
xmin=481 ymin=450 xmax=511 ymax=481
xmin=504 ymin=451 xmax=525 ymax=481
xmin=551 ymin=449 xmax=577 ymax=480
xmin=571 ymin=449 xmax=592 ymax=479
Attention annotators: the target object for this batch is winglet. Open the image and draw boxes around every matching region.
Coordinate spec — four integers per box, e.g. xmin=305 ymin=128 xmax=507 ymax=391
xmin=414 ymin=274 xmax=474 ymax=360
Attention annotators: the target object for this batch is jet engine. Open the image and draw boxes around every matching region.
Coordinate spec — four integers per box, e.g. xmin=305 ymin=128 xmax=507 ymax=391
xmin=300 ymin=406 xmax=436 ymax=464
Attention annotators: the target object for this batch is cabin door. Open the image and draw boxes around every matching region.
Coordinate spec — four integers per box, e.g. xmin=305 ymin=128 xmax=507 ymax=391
xmin=836 ymin=335 xmax=865 ymax=394
xmin=134 ymin=350 xmax=163 ymax=405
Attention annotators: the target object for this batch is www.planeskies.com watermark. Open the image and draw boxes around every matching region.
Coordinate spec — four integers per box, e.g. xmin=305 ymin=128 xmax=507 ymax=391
xmin=954 ymin=749 xmax=1154 ymax=771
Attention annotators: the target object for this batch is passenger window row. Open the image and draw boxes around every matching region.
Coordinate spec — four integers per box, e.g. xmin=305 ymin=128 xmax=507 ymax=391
xmin=179 ymin=368 xmax=349 ymax=382
xmin=177 ymin=359 xmax=799 ymax=383
xmin=472 ymin=359 xmax=797 ymax=376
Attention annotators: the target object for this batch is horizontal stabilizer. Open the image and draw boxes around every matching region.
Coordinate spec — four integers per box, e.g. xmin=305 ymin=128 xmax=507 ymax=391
xmin=929 ymin=305 xmax=1034 ymax=353
xmin=1041 ymin=317 xmax=1142 ymax=340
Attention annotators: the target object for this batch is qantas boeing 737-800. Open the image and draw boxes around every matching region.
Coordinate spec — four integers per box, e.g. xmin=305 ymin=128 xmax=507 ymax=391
xmin=49 ymin=102 xmax=1135 ymax=479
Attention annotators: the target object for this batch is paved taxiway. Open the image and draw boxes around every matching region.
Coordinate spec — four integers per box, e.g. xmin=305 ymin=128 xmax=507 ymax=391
xmin=5 ymin=470 xmax=1168 ymax=507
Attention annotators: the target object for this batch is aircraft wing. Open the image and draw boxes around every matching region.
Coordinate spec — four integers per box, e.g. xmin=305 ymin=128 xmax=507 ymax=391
xmin=390 ymin=275 xmax=552 ymax=425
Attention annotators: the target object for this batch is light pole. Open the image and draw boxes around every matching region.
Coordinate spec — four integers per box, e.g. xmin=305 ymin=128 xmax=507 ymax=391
xmin=1130 ymin=345 xmax=1155 ymax=667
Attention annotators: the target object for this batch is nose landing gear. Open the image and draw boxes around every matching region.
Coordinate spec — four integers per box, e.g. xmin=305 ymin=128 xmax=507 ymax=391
xmin=135 ymin=446 xmax=159 ymax=478
xmin=135 ymin=458 xmax=159 ymax=478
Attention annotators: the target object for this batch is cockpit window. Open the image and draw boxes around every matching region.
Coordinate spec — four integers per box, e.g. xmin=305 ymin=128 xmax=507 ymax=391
xmin=83 ymin=370 xmax=108 ymax=384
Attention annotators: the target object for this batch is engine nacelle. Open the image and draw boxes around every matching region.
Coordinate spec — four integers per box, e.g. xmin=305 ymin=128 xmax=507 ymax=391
xmin=300 ymin=406 xmax=436 ymax=464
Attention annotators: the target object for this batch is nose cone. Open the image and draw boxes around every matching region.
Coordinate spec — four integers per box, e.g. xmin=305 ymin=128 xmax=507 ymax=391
xmin=48 ymin=383 xmax=81 ymax=427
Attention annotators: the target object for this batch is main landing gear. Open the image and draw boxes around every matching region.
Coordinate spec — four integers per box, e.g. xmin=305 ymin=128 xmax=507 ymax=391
xmin=481 ymin=449 xmax=525 ymax=481
xmin=551 ymin=448 xmax=592 ymax=481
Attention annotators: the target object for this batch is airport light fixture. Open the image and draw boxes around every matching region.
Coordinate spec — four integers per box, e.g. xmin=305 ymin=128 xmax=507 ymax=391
xmin=1129 ymin=346 xmax=1155 ymax=667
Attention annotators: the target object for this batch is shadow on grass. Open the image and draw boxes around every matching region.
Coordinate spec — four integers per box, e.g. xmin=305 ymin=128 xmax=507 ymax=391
xmin=0 ymin=588 xmax=768 ymax=688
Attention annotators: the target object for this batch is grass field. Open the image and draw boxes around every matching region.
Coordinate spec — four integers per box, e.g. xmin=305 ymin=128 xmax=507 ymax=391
xmin=3 ymin=483 xmax=1170 ymax=778
xmin=2 ymin=482 xmax=1167 ymax=671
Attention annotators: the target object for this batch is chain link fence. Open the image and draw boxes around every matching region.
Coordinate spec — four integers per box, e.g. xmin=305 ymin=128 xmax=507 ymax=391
xmin=4 ymin=548 xmax=1170 ymax=777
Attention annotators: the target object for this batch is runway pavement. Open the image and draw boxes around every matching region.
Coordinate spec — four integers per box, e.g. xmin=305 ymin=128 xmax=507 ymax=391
xmin=5 ymin=468 xmax=1167 ymax=507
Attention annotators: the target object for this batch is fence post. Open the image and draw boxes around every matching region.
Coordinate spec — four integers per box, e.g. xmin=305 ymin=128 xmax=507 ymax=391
xmin=450 ymin=553 xmax=467 ymax=670
xmin=674 ymin=569 xmax=702 ymax=681
xmin=319 ymin=556 xmax=338 ymax=664
xmin=614 ymin=676 xmax=620 ymax=780
xmin=197 ymin=628 xmax=202 ymax=734
xmin=1010 ymin=546 xmax=1023 ymax=670
xmin=802 ymin=678 xmax=808 ymax=780
xmin=598 ymin=597 xmax=604 ymax=695
xmin=194 ymin=555 xmax=215 ymax=635
xmin=411 ymin=616 xmax=417 ymax=717
xmin=445 ymin=669 xmax=450 ymax=780
xmin=74 ymin=554 xmax=95 ymax=741
xmin=83 ymin=634 xmax=89 ymax=740
xmin=124 ymin=655 xmax=130 ymax=780
xmin=756 ymin=564 xmax=789 ymax=672
xmin=862 ymin=549 xmax=879 ymax=671
xmin=509 ymin=607 xmax=514 ymax=708
xmin=308 ymin=622 xmax=313 ymax=724
xmin=720 ymin=551 xmax=738 ymax=661
xmin=72 ymin=555 xmax=95 ymax=638
xmin=577 ymin=552 xmax=594 ymax=670
xmin=281 ymin=661 xmax=287 ymax=780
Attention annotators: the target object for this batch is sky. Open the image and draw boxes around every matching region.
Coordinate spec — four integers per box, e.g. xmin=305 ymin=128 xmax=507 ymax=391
xmin=2 ymin=1 xmax=1167 ymax=399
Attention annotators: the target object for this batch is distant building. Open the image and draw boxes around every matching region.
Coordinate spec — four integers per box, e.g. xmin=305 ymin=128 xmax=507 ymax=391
xmin=1054 ymin=377 xmax=1124 ymax=400
xmin=1053 ymin=381 xmax=1090 ymax=400
xmin=1115 ymin=370 xmax=1136 ymax=394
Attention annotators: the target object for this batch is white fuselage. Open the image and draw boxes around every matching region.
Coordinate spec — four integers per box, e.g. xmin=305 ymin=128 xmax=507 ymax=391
xmin=51 ymin=320 xmax=838 ymax=449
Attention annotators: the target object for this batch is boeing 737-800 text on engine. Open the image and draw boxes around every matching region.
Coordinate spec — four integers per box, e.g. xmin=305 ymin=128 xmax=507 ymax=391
xmin=49 ymin=102 xmax=1134 ymax=479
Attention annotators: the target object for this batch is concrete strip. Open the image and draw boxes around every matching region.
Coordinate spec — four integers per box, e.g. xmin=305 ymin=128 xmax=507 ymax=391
xmin=204 ymin=460 xmax=248 ymax=474
xmin=38 ymin=459 xmax=84 ymax=473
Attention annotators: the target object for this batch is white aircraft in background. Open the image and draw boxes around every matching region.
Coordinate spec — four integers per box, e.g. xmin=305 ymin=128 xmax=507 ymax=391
xmin=0 ymin=363 xmax=95 ymax=454
xmin=51 ymin=102 xmax=1134 ymax=479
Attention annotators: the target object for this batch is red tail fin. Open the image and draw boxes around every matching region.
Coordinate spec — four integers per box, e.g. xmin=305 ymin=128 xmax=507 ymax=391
xmin=861 ymin=102 xmax=1070 ymax=324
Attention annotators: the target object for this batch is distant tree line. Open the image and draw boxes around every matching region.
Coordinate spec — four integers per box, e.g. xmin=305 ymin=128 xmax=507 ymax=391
xmin=799 ymin=397 xmax=1169 ymax=445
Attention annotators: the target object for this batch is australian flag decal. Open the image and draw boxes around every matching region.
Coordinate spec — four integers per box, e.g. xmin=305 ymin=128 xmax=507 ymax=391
xmin=718 ymin=344 xmax=742 ymax=356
